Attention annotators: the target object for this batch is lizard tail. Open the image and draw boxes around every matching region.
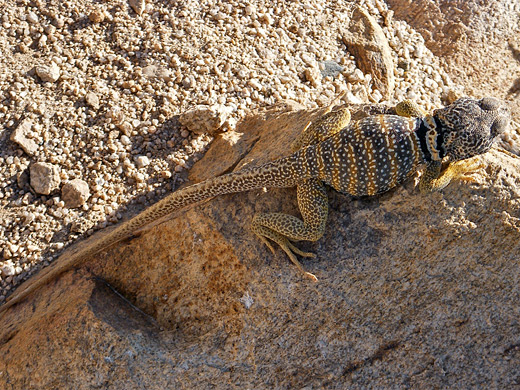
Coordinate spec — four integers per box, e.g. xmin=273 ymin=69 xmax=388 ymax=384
xmin=0 ymin=152 xmax=311 ymax=313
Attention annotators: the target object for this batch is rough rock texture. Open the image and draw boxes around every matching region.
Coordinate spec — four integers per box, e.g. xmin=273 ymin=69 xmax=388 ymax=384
xmin=35 ymin=62 xmax=61 ymax=83
xmin=9 ymin=119 xmax=38 ymax=156
xmin=141 ymin=64 xmax=173 ymax=82
xmin=129 ymin=0 xmax=146 ymax=15
xmin=342 ymin=6 xmax=395 ymax=100
xmin=61 ymin=179 xmax=91 ymax=208
xmin=387 ymin=0 xmax=519 ymax=58
xmin=84 ymin=91 xmax=100 ymax=110
xmin=1 ymin=102 xmax=520 ymax=388
xmin=179 ymin=104 xmax=234 ymax=135
xmin=29 ymin=162 xmax=61 ymax=195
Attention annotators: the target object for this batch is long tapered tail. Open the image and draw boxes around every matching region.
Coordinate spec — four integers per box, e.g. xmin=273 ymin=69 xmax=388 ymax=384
xmin=0 ymin=152 xmax=312 ymax=313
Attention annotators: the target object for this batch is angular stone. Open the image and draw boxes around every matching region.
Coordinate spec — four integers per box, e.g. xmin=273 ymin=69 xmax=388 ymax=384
xmin=179 ymin=104 xmax=233 ymax=135
xmin=61 ymin=179 xmax=90 ymax=208
xmin=0 ymin=260 xmax=15 ymax=277
xmin=85 ymin=92 xmax=100 ymax=109
xmin=88 ymin=9 xmax=105 ymax=23
xmin=35 ymin=62 xmax=61 ymax=83
xmin=129 ymin=0 xmax=146 ymax=15
xmin=319 ymin=60 xmax=344 ymax=78
xmin=10 ymin=119 xmax=38 ymax=155
xmin=30 ymin=162 xmax=61 ymax=195
xmin=304 ymin=65 xmax=322 ymax=88
xmin=135 ymin=155 xmax=150 ymax=168
xmin=142 ymin=65 xmax=172 ymax=81
xmin=342 ymin=6 xmax=395 ymax=99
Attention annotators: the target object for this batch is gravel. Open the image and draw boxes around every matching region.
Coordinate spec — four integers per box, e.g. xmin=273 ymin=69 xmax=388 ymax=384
xmin=0 ymin=0 xmax=463 ymax=300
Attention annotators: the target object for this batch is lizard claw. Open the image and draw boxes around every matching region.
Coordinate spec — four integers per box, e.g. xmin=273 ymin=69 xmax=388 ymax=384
xmin=451 ymin=158 xmax=486 ymax=182
xmin=257 ymin=235 xmax=277 ymax=255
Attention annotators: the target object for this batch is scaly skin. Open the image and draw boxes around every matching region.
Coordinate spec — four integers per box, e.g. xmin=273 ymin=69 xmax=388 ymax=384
xmin=0 ymin=97 xmax=510 ymax=313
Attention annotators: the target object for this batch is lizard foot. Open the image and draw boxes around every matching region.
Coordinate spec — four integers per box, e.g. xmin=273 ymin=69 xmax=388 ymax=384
xmin=449 ymin=158 xmax=486 ymax=183
xmin=252 ymin=224 xmax=318 ymax=282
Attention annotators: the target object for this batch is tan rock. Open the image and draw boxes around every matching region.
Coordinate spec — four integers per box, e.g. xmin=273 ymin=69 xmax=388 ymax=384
xmin=342 ymin=6 xmax=395 ymax=99
xmin=179 ymin=104 xmax=234 ymax=135
xmin=35 ymin=62 xmax=60 ymax=83
xmin=129 ymin=0 xmax=146 ymax=15
xmin=10 ymin=119 xmax=38 ymax=155
xmin=88 ymin=9 xmax=105 ymax=23
xmin=142 ymin=65 xmax=172 ymax=81
xmin=85 ymin=91 xmax=100 ymax=109
xmin=30 ymin=162 xmax=61 ymax=195
xmin=2 ymin=102 xmax=520 ymax=388
xmin=304 ymin=65 xmax=322 ymax=88
xmin=62 ymin=179 xmax=90 ymax=208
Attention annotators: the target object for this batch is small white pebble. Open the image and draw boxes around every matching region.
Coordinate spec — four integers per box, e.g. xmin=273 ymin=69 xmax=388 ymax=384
xmin=1 ymin=261 xmax=16 ymax=277
xmin=160 ymin=170 xmax=172 ymax=179
xmin=136 ymin=155 xmax=150 ymax=168
xmin=121 ymin=135 xmax=131 ymax=145
xmin=26 ymin=11 xmax=39 ymax=24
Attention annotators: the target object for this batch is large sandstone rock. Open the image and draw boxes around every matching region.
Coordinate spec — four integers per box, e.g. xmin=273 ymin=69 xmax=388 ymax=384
xmin=1 ymin=100 xmax=520 ymax=388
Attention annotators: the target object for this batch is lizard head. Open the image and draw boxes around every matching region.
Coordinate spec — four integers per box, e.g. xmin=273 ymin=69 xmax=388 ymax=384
xmin=433 ymin=97 xmax=510 ymax=161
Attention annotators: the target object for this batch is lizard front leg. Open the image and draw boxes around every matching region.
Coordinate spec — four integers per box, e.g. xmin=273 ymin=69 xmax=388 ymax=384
xmin=251 ymin=178 xmax=328 ymax=281
xmin=394 ymin=99 xmax=426 ymax=118
xmin=419 ymin=158 xmax=484 ymax=193
xmin=290 ymin=108 xmax=351 ymax=152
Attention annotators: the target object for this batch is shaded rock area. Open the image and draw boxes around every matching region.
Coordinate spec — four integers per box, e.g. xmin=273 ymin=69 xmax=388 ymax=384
xmin=1 ymin=101 xmax=520 ymax=388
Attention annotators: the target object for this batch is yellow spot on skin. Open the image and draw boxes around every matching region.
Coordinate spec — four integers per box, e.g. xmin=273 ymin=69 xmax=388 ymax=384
xmin=347 ymin=142 xmax=358 ymax=194
xmin=364 ymin=138 xmax=377 ymax=195
xmin=331 ymin=146 xmax=341 ymax=190
xmin=407 ymin=119 xmax=420 ymax=163
xmin=385 ymin=130 xmax=399 ymax=189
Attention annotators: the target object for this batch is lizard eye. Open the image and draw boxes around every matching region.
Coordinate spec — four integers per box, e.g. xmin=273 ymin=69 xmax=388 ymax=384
xmin=490 ymin=115 xmax=509 ymax=138
xmin=480 ymin=97 xmax=501 ymax=111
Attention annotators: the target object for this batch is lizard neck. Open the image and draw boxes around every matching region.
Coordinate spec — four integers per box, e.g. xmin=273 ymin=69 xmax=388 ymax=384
xmin=416 ymin=115 xmax=446 ymax=162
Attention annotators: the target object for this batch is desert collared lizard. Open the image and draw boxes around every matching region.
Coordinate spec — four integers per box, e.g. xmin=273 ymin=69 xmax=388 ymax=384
xmin=0 ymin=96 xmax=510 ymax=313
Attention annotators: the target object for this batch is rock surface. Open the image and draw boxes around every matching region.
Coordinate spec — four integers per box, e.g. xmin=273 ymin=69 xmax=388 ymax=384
xmin=10 ymin=119 xmax=38 ymax=156
xmin=1 ymin=101 xmax=520 ymax=388
xmin=61 ymin=179 xmax=91 ymax=208
xmin=342 ymin=6 xmax=395 ymax=100
xmin=129 ymin=0 xmax=146 ymax=15
xmin=84 ymin=91 xmax=100 ymax=109
xmin=179 ymin=104 xmax=233 ymax=135
xmin=35 ymin=63 xmax=61 ymax=83
xmin=29 ymin=162 xmax=61 ymax=195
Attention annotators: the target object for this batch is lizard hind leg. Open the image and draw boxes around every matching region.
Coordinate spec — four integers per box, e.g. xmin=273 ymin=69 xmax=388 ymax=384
xmin=251 ymin=178 xmax=328 ymax=281
xmin=253 ymin=96 xmax=347 ymax=281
